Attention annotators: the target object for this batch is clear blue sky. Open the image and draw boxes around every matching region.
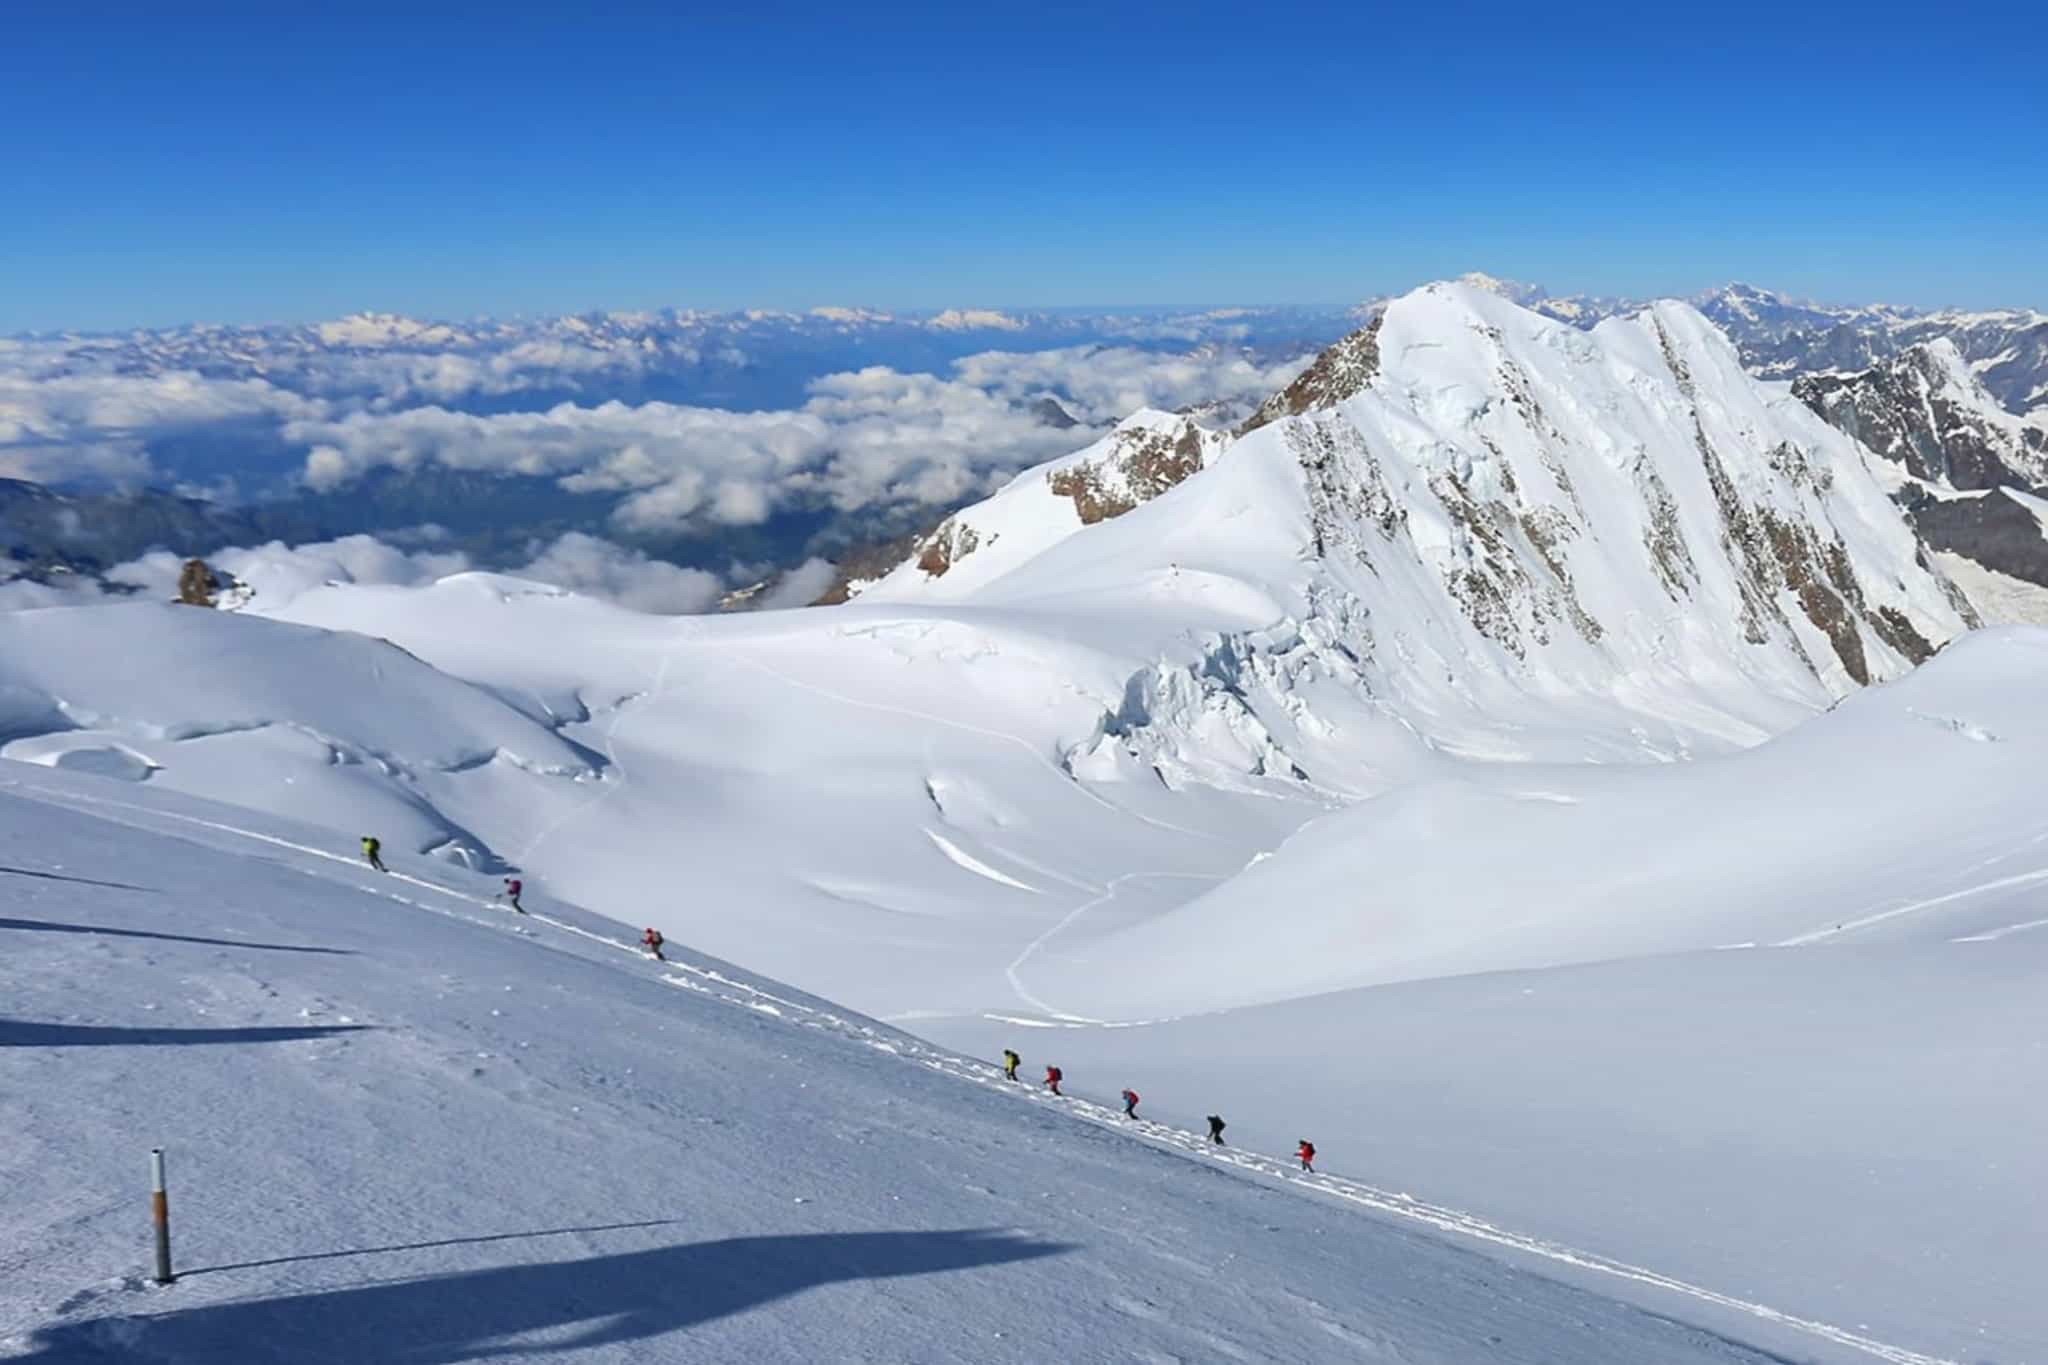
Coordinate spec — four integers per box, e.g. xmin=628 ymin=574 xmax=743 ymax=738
xmin=5 ymin=1 xmax=2043 ymax=330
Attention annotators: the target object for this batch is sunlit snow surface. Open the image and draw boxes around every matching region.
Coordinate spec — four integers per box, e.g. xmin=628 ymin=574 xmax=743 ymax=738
xmin=0 ymin=761 xmax=2016 ymax=1364
xmin=2 ymin=284 xmax=2043 ymax=1363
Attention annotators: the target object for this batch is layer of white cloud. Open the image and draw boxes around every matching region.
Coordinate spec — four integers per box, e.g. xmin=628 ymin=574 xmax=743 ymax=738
xmin=282 ymin=345 xmax=1308 ymax=533
xmin=515 ymin=532 xmax=723 ymax=614
xmin=0 ymin=533 xmax=729 ymax=618
xmin=950 ymin=345 xmax=1308 ymax=423
xmin=0 ymin=368 xmax=328 ymax=483
xmin=753 ymin=557 xmax=839 ymax=611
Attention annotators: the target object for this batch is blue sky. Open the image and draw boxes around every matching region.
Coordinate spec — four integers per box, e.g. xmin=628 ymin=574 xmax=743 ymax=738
xmin=5 ymin=1 xmax=2043 ymax=330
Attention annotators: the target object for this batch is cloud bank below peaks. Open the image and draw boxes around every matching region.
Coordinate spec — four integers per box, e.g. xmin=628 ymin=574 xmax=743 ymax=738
xmin=283 ymin=345 xmax=1310 ymax=533
xmin=1 ymin=532 xmax=728 ymax=617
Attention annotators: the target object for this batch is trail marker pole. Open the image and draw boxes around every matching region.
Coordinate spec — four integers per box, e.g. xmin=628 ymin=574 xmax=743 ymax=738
xmin=150 ymin=1148 xmax=173 ymax=1284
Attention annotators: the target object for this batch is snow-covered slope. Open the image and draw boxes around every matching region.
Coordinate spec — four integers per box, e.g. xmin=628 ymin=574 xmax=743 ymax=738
xmin=0 ymin=602 xmax=594 ymax=866
xmin=963 ymin=627 xmax=2048 ymax=1364
xmin=848 ymin=409 xmax=1228 ymax=602
xmin=1029 ymin=626 xmax=2048 ymax=1013
xmin=20 ymin=282 xmax=1960 ymax=1016
xmin=0 ymin=762 xmax=1842 ymax=1365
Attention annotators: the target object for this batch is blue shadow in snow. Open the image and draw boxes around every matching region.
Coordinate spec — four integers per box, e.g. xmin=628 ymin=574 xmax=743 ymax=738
xmin=0 ymin=1020 xmax=369 ymax=1048
xmin=0 ymin=916 xmax=348 ymax=954
xmin=16 ymin=1228 xmax=1071 ymax=1363
xmin=0 ymin=865 xmax=154 ymax=892
xmin=184 ymin=1218 xmax=691 ymax=1277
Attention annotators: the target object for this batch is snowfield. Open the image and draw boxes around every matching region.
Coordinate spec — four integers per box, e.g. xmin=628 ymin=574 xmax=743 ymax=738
xmin=0 ymin=764 xmax=1864 ymax=1364
xmin=0 ymin=602 xmax=595 ymax=868
xmin=4 ymin=283 xmax=2045 ymax=1363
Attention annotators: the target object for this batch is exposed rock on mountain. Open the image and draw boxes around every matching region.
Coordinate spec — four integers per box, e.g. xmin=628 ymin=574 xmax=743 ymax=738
xmin=1236 ymin=318 xmax=1382 ymax=436
xmin=844 ymin=412 xmax=1229 ymax=599
xmin=1792 ymin=341 xmax=2048 ymax=616
xmin=1794 ymin=341 xmax=2047 ymax=492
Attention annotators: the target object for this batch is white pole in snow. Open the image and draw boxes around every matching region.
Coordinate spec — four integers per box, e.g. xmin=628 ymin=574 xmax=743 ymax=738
xmin=150 ymin=1148 xmax=173 ymax=1285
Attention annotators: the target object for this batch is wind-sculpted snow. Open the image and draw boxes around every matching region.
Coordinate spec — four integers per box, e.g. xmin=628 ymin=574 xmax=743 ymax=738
xmin=0 ymin=603 xmax=595 ymax=867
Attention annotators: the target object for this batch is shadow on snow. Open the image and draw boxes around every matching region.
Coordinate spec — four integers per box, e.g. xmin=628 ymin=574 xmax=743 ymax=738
xmin=0 ymin=915 xmax=350 ymax=954
xmin=0 ymin=1020 xmax=371 ymax=1048
xmin=183 ymin=1218 xmax=694 ymax=1277
xmin=18 ymin=1229 xmax=1072 ymax=1363
xmin=0 ymin=865 xmax=156 ymax=892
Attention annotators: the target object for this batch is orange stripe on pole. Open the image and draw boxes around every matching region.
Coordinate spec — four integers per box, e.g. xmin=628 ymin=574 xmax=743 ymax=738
xmin=151 ymin=1148 xmax=173 ymax=1284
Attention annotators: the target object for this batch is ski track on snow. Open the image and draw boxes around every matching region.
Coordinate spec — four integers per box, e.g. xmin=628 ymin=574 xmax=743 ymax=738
xmin=1003 ymin=871 xmax=1224 ymax=1021
xmin=0 ymin=777 xmax=1962 ymax=1365
xmin=1953 ymin=914 xmax=2048 ymax=943
xmin=1777 ymin=864 xmax=2048 ymax=946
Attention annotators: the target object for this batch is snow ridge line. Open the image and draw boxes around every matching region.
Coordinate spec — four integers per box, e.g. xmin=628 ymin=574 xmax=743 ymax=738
xmin=1 ymin=780 xmax=1960 ymax=1365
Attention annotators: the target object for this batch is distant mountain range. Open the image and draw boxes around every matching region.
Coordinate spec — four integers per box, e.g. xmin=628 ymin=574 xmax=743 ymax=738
xmin=5 ymin=279 xmax=2044 ymax=612
xmin=1425 ymin=276 xmax=2048 ymax=423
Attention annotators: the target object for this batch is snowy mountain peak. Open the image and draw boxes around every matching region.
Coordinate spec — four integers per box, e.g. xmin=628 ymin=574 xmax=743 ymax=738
xmin=923 ymin=308 xmax=1028 ymax=332
xmin=1242 ymin=286 xmax=1968 ymax=691
xmin=1697 ymin=281 xmax=1792 ymax=309
xmin=845 ymin=283 xmax=1972 ymax=812
xmin=312 ymin=312 xmax=470 ymax=349
xmin=1453 ymin=272 xmax=1551 ymax=306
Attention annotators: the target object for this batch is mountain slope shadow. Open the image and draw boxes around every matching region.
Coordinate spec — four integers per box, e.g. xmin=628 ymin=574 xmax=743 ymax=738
xmin=0 ymin=1020 xmax=371 ymax=1048
xmin=19 ymin=1229 xmax=1072 ymax=1363
xmin=0 ymin=916 xmax=348 ymax=954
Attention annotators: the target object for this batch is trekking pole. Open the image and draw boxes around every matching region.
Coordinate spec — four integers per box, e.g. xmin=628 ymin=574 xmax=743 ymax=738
xmin=150 ymin=1148 xmax=174 ymax=1284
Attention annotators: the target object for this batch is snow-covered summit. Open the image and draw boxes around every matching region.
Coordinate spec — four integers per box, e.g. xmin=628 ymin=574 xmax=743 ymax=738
xmin=922 ymin=308 xmax=1029 ymax=332
xmin=312 ymin=312 xmax=472 ymax=349
xmin=874 ymin=281 xmax=1971 ymax=726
